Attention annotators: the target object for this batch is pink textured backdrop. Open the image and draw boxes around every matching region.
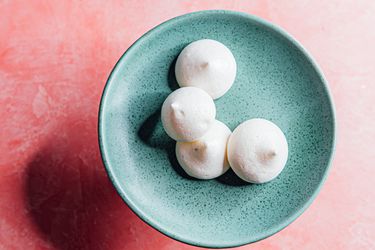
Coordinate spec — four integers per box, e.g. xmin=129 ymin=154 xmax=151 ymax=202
xmin=1 ymin=1 xmax=374 ymax=249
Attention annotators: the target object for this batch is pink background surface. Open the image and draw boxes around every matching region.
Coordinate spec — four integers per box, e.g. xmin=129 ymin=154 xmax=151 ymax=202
xmin=1 ymin=1 xmax=375 ymax=249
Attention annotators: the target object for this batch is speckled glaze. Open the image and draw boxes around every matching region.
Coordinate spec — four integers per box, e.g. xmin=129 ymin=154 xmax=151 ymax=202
xmin=99 ymin=10 xmax=335 ymax=248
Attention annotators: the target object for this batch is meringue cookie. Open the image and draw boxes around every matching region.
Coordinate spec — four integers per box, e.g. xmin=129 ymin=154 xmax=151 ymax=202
xmin=227 ymin=119 xmax=288 ymax=183
xmin=175 ymin=39 xmax=237 ymax=99
xmin=176 ymin=120 xmax=231 ymax=179
xmin=161 ymin=87 xmax=216 ymax=142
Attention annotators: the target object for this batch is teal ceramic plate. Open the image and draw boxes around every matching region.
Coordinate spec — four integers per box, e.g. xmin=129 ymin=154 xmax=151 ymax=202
xmin=99 ymin=10 xmax=335 ymax=248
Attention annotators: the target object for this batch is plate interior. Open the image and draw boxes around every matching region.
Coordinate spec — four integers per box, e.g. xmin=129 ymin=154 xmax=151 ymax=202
xmin=99 ymin=11 xmax=335 ymax=247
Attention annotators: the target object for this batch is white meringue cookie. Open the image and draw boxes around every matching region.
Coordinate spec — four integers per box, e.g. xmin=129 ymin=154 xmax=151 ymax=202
xmin=176 ymin=120 xmax=231 ymax=179
xmin=161 ymin=87 xmax=216 ymax=142
xmin=175 ymin=39 xmax=237 ymax=99
xmin=227 ymin=118 xmax=288 ymax=183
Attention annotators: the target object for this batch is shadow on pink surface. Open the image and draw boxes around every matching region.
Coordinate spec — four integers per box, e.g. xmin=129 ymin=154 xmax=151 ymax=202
xmin=25 ymin=145 xmax=119 ymax=249
xmin=22 ymin=120 xmax=168 ymax=250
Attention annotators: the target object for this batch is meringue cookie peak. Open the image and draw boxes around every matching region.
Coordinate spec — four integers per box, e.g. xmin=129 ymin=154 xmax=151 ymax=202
xmin=161 ymin=87 xmax=216 ymax=142
xmin=176 ymin=120 xmax=231 ymax=179
xmin=175 ymin=39 xmax=237 ymax=99
xmin=227 ymin=118 xmax=288 ymax=183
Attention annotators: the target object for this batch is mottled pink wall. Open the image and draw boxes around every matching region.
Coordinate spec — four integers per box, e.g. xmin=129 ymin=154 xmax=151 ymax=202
xmin=1 ymin=1 xmax=374 ymax=249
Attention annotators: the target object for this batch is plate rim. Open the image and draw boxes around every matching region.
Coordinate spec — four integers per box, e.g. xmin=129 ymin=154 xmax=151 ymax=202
xmin=98 ymin=9 xmax=336 ymax=248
